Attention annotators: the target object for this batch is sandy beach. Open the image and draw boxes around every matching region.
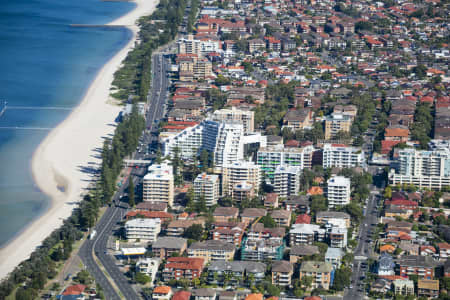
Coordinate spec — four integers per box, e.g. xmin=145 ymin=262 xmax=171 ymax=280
xmin=0 ymin=0 xmax=158 ymax=279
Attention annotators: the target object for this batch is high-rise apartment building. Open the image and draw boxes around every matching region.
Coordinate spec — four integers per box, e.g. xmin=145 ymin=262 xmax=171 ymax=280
xmin=326 ymin=176 xmax=351 ymax=207
xmin=322 ymin=143 xmax=365 ymax=169
xmin=143 ymin=163 xmax=174 ymax=206
xmin=211 ymin=107 xmax=255 ymax=133
xmin=389 ymin=148 xmax=450 ymax=189
xmin=162 ymin=120 xmax=244 ymax=167
xmin=273 ymin=166 xmax=301 ymax=198
xmin=125 ymin=218 xmax=161 ymax=241
xmin=177 ymin=34 xmax=221 ymax=57
xmin=257 ymin=145 xmax=314 ymax=182
xmin=194 ymin=173 xmax=220 ymax=207
xmin=324 ymin=114 xmax=352 ymax=140
xmin=222 ymin=161 xmax=261 ymax=196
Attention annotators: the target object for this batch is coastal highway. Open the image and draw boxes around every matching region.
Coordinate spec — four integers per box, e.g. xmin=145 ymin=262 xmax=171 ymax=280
xmin=134 ymin=52 xmax=170 ymax=160
xmin=344 ymin=180 xmax=383 ymax=299
xmin=79 ymin=52 xmax=171 ymax=299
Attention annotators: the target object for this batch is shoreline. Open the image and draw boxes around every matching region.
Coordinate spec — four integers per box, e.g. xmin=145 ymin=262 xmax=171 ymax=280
xmin=0 ymin=0 xmax=158 ymax=280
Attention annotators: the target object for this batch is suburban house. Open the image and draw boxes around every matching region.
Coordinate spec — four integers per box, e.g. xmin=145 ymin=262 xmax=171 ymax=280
xmin=152 ymin=286 xmax=173 ymax=300
xmin=271 ymin=260 xmax=293 ymax=286
xmin=270 ymin=210 xmax=292 ymax=226
xmin=213 ymin=207 xmax=240 ymax=222
xmin=188 ymin=240 xmax=236 ymax=262
xmin=192 ymin=288 xmax=217 ymax=300
xmin=163 ymin=257 xmax=205 ymax=281
xmin=417 ymin=279 xmax=439 ymax=298
xmin=398 ymin=256 xmax=438 ymax=279
xmin=289 ymin=245 xmax=320 ymax=263
xmin=207 ymin=261 xmax=266 ymax=285
xmin=152 ymin=237 xmax=188 ymax=259
xmin=299 ymin=261 xmax=334 ymax=290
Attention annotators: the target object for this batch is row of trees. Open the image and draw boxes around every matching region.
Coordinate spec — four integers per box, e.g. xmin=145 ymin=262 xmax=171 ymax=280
xmin=100 ymin=107 xmax=145 ymax=203
xmin=411 ymin=102 xmax=433 ymax=149
xmin=1 ymin=0 xmax=189 ymax=296
xmin=111 ymin=0 xmax=187 ymax=102
xmin=187 ymin=0 xmax=200 ymax=33
xmin=0 ymin=106 xmax=145 ymax=299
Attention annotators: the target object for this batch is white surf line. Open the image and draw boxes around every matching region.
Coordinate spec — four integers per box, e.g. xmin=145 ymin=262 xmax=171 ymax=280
xmin=7 ymin=106 xmax=74 ymax=110
xmin=0 ymin=126 xmax=53 ymax=131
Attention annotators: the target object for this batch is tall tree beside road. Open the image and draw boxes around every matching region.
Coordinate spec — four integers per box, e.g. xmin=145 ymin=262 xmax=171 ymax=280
xmin=0 ymin=0 xmax=179 ymax=296
xmin=187 ymin=0 xmax=200 ymax=32
xmin=128 ymin=177 xmax=135 ymax=207
xmin=332 ymin=267 xmax=351 ymax=291
xmin=411 ymin=102 xmax=433 ymax=149
xmin=111 ymin=0 xmax=187 ymax=101
xmin=183 ymin=224 xmax=204 ymax=241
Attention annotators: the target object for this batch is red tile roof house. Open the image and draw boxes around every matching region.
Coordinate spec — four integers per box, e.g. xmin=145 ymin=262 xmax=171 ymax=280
xmin=437 ymin=243 xmax=450 ymax=260
xmin=211 ymin=227 xmax=244 ymax=246
xmin=62 ymin=284 xmax=86 ymax=297
xmin=384 ymin=199 xmax=418 ymax=210
xmin=126 ymin=211 xmax=174 ymax=224
xmin=391 ymin=192 xmax=407 ymax=201
xmin=264 ymin=193 xmax=279 ymax=208
xmin=172 ymin=291 xmax=191 ymax=300
xmin=163 ymin=257 xmax=205 ymax=281
xmin=295 ymin=214 xmax=311 ymax=224
xmin=153 ymin=286 xmax=173 ymax=300
xmin=381 ymin=140 xmax=401 ymax=154
xmin=384 ymin=127 xmax=410 ymax=142
xmin=420 ymin=246 xmax=436 ymax=256
xmin=213 ymin=207 xmax=239 ymax=222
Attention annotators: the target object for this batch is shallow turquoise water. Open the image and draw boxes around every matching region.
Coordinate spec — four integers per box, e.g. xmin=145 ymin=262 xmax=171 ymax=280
xmin=0 ymin=0 xmax=135 ymax=246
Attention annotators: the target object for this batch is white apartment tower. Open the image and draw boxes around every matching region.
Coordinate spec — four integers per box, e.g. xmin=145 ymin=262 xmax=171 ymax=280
xmin=136 ymin=258 xmax=161 ymax=285
xmin=211 ymin=107 xmax=255 ymax=133
xmin=273 ymin=165 xmax=301 ymax=198
xmin=178 ymin=34 xmax=221 ymax=57
xmin=389 ymin=147 xmax=450 ymax=189
xmin=222 ymin=161 xmax=261 ymax=196
xmin=257 ymin=145 xmax=314 ymax=182
xmin=162 ymin=120 xmax=244 ymax=167
xmin=194 ymin=173 xmax=220 ymax=207
xmin=327 ymin=176 xmax=351 ymax=207
xmin=143 ymin=163 xmax=174 ymax=206
xmin=322 ymin=143 xmax=365 ymax=169
xmin=125 ymin=218 xmax=161 ymax=241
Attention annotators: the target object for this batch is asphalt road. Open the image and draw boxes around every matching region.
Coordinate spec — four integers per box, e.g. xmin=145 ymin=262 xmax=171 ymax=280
xmin=344 ymin=179 xmax=383 ymax=299
xmin=79 ymin=51 xmax=171 ymax=300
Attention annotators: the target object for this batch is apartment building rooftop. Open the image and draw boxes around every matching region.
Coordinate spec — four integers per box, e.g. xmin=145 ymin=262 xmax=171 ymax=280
xmin=189 ymin=240 xmax=235 ymax=251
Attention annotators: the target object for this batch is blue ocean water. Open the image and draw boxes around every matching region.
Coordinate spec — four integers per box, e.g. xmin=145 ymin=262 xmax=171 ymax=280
xmin=0 ymin=0 xmax=135 ymax=247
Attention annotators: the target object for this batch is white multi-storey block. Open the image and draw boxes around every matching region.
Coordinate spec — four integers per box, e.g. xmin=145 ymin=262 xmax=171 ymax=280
xmin=143 ymin=163 xmax=174 ymax=206
xmin=222 ymin=161 xmax=261 ymax=196
xmin=136 ymin=258 xmax=161 ymax=285
xmin=289 ymin=223 xmax=325 ymax=245
xmin=194 ymin=173 xmax=220 ymax=207
xmin=257 ymin=145 xmax=314 ymax=182
xmin=162 ymin=120 xmax=244 ymax=167
xmin=125 ymin=218 xmax=161 ymax=242
xmin=273 ymin=165 xmax=301 ymax=198
xmin=211 ymin=107 xmax=255 ymax=133
xmin=322 ymin=143 xmax=365 ymax=169
xmin=178 ymin=34 xmax=221 ymax=57
xmin=326 ymin=176 xmax=351 ymax=207
xmin=389 ymin=147 xmax=450 ymax=189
